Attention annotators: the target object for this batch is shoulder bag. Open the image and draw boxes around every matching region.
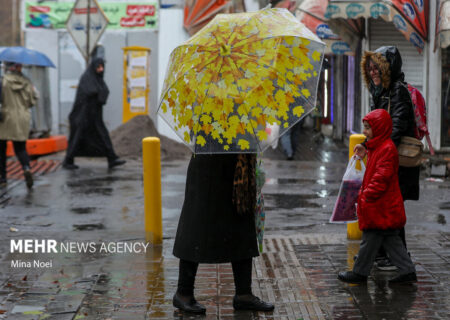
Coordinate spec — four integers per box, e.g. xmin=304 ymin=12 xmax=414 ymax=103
xmin=388 ymin=95 xmax=423 ymax=167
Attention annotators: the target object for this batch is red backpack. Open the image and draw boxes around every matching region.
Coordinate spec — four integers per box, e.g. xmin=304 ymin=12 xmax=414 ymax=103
xmin=407 ymin=84 xmax=435 ymax=155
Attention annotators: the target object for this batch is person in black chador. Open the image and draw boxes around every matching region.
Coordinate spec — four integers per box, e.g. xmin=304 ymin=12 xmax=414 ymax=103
xmin=63 ymin=58 xmax=125 ymax=169
xmin=172 ymin=154 xmax=274 ymax=314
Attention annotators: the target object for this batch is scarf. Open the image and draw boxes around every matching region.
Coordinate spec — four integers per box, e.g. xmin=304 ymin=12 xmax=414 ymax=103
xmin=232 ymin=154 xmax=257 ymax=215
xmin=370 ymin=81 xmax=384 ymax=99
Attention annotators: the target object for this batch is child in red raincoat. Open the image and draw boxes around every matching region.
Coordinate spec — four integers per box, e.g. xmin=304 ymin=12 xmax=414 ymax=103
xmin=338 ymin=109 xmax=416 ymax=284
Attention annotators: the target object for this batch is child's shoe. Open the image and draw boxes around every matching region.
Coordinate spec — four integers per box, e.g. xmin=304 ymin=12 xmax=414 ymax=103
xmin=338 ymin=271 xmax=367 ymax=284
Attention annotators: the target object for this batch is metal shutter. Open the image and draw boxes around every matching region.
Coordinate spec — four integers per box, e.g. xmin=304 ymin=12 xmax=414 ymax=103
xmin=369 ymin=19 xmax=423 ymax=92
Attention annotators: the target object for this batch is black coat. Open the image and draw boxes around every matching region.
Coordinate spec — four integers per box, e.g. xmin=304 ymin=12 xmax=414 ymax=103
xmin=173 ymin=154 xmax=259 ymax=263
xmin=361 ymin=46 xmax=419 ymax=200
xmin=65 ymin=58 xmax=117 ymax=160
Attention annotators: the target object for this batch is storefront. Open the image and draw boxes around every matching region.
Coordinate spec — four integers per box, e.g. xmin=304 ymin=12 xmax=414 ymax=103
xmin=297 ymin=0 xmax=361 ymax=139
xmin=324 ymin=0 xmax=443 ymax=148
xmin=438 ymin=0 xmax=450 ymax=148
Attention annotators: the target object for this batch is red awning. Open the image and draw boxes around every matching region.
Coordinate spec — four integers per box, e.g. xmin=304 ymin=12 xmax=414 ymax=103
xmin=183 ymin=0 xmax=231 ymax=35
xmin=296 ymin=0 xmax=359 ymax=54
xmin=326 ymin=0 xmax=429 ymax=53
xmin=437 ymin=0 xmax=450 ymax=49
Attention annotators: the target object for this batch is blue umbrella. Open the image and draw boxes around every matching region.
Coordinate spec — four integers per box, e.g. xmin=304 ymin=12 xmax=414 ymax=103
xmin=0 ymin=46 xmax=55 ymax=68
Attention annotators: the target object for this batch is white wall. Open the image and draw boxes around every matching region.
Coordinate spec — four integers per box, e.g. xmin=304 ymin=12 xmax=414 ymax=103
xmin=427 ymin=0 xmax=442 ymax=150
xmin=157 ymin=8 xmax=189 ymax=142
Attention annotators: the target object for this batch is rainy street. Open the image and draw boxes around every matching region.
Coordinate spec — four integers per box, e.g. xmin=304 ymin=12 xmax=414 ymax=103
xmin=0 ymin=133 xmax=449 ymax=319
xmin=0 ymin=0 xmax=449 ymax=319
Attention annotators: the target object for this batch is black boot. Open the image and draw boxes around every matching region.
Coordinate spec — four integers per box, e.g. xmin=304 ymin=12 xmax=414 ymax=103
xmin=233 ymin=294 xmax=274 ymax=311
xmin=338 ymin=271 xmax=367 ymax=284
xmin=23 ymin=167 xmax=33 ymax=189
xmin=172 ymin=292 xmax=206 ymax=314
xmin=108 ymin=158 xmax=126 ymax=169
xmin=62 ymin=158 xmax=79 ymax=170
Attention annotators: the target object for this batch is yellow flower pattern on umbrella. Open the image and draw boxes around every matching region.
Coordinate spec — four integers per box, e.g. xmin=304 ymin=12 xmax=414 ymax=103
xmin=159 ymin=8 xmax=325 ymax=153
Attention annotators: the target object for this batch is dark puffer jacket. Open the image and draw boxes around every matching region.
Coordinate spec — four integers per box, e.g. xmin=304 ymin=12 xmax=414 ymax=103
xmin=357 ymin=109 xmax=406 ymax=230
xmin=361 ymin=46 xmax=419 ymax=200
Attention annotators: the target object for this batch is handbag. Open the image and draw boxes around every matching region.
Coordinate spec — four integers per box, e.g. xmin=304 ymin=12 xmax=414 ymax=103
xmin=387 ymin=95 xmax=423 ymax=167
xmin=397 ymin=136 xmax=423 ymax=167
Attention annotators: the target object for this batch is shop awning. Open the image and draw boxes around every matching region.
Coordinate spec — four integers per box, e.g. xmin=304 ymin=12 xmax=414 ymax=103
xmin=326 ymin=0 xmax=428 ymax=53
xmin=183 ymin=0 xmax=231 ymax=35
xmin=296 ymin=0 xmax=357 ymax=54
xmin=437 ymin=0 xmax=450 ymax=49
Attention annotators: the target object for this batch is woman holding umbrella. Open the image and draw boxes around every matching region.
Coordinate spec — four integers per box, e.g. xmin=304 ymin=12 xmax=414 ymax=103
xmin=159 ymin=8 xmax=325 ymax=314
xmin=0 ymin=62 xmax=38 ymax=188
xmin=172 ymin=153 xmax=274 ymax=314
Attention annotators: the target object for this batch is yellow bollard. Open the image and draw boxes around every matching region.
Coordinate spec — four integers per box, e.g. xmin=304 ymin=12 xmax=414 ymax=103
xmin=143 ymin=137 xmax=162 ymax=244
xmin=347 ymin=134 xmax=366 ymax=240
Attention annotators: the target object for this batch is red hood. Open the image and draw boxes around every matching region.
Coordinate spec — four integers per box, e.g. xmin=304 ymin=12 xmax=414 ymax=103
xmin=363 ymin=109 xmax=392 ymax=150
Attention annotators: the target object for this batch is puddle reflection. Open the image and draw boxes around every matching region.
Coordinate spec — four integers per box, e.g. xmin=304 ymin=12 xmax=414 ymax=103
xmin=344 ymin=282 xmax=417 ymax=320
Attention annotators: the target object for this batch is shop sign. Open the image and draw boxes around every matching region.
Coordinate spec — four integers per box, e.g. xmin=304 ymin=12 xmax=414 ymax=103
xmin=331 ymin=41 xmax=351 ymax=55
xmin=403 ymin=3 xmax=416 ymax=20
xmin=346 ymin=3 xmax=364 ymax=18
xmin=370 ymin=3 xmax=389 ymax=18
xmin=393 ymin=14 xmax=407 ymax=31
xmin=25 ymin=1 xmax=159 ymax=30
xmin=120 ymin=16 xmax=146 ymax=27
xmin=127 ymin=5 xmax=156 ymax=16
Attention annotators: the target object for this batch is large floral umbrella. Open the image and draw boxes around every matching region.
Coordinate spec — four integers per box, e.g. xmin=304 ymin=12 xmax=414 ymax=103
xmin=158 ymin=8 xmax=325 ymax=153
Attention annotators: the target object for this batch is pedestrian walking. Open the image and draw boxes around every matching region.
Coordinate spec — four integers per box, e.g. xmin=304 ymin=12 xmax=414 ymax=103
xmin=62 ymin=58 xmax=125 ymax=170
xmin=0 ymin=62 xmax=37 ymax=188
xmin=280 ymin=127 xmax=295 ymax=160
xmin=338 ymin=109 xmax=417 ymax=284
xmin=354 ymin=46 xmax=419 ymax=270
xmin=172 ymin=154 xmax=274 ymax=314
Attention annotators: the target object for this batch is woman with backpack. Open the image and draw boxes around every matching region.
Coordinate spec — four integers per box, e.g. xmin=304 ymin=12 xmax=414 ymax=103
xmin=354 ymin=46 xmax=419 ymax=270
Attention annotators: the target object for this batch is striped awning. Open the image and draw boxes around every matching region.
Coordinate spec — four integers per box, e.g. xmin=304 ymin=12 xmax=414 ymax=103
xmin=296 ymin=0 xmax=355 ymax=54
xmin=183 ymin=0 xmax=231 ymax=35
xmin=437 ymin=0 xmax=450 ymax=48
xmin=325 ymin=0 xmax=428 ymax=53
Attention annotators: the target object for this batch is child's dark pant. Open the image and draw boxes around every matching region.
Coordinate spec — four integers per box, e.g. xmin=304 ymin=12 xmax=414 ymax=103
xmin=353 ymin=229 xmax=415 ymax=277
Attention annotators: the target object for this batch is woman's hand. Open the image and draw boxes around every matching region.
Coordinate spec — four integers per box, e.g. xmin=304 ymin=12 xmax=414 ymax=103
xmin=353 ymin=144 xmax=367 ymax=159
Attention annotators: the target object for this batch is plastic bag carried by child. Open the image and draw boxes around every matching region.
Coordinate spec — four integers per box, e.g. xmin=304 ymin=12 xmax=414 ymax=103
xmin=330 ymin=155 xmax=366 ymax=223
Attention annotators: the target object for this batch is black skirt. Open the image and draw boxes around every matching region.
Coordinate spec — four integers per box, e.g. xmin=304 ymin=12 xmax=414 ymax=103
xmin=173 ymin=154 xmax=259 ymax=263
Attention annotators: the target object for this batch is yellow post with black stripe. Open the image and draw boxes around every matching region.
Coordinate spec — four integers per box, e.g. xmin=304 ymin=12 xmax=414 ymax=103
xmin=347 ymin=134 xmax=366 ymax=240
xmin=143 ymin=137 xmax=162 ymax=244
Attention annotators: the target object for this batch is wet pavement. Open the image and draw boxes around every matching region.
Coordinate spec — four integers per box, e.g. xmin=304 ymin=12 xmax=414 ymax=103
xmin=0 ymin=147 xmax=449 ymax=319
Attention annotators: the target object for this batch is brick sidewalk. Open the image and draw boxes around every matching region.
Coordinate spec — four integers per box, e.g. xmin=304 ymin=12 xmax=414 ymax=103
xmin=0 ymin=232 xmax=449 ymax=319
xmin=72 ymin=233 xmax=448 ymax=319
